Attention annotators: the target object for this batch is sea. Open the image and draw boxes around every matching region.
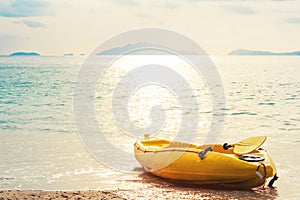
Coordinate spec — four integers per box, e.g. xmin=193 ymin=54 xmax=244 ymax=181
xmin=0 ymin=55 xmax=299 ymax=199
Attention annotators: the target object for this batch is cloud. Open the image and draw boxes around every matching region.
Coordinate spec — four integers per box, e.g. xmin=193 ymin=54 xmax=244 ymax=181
xmin=135 ymin=14 xmax=150 ymax=18
xmin=22 ymin=20 xmax=46 ymax=28
xmin=109 ymin=0 xmax=139 ymax=6
xmin=162 ymin=2 xmax=181 ymax=10
xmin=0 ymin=0 xmax=51 ymax=17
xmin=223 ymin=5 xmax=256 ymax=14
xmin=285 ymin=17 xmax=300 ymax=24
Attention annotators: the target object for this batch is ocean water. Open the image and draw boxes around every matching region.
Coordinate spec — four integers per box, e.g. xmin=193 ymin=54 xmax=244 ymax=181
xmin=0 ymin=55 xmax=299 ymax=199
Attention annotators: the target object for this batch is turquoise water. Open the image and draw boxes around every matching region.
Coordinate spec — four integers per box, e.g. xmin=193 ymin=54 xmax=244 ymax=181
xmin=0 ymin=56 xmax=299 ymax=199
xmin=0 ymin=57 xmax=78 ymax=133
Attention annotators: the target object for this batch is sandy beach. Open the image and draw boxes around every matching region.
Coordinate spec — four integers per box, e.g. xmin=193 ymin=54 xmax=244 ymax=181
xmin=0 ymin=190 xmax=125 ymax=200
xmin=0 ymin=184 xmax=280 ymax=200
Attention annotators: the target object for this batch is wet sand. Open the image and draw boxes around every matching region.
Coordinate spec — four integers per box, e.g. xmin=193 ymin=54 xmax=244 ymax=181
xmin=0 ymin=190 xmax=125 ymax=200
xmin=116 ymin=172 xmax=279 ymax=200
xmin=0 ymin=171 xmax=279 ymax=200
xmin=0 ymin=186 xmax=278 ymax=200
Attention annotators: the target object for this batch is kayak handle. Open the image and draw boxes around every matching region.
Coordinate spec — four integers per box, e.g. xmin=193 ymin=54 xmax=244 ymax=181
xmin=222 ymin=143 xmax=232 ymax=150
xmin=198 ymin=147 xmax=212 ymax=160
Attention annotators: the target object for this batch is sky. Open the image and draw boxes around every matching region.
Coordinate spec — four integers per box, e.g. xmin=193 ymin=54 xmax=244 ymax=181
xmin=0 ymin=0 xmax=300 ymax=56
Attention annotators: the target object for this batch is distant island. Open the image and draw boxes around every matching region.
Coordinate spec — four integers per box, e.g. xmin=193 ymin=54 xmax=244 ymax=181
xmin=64 ymin=53 xmax=74 ymax=56
xmin=9 ymin=52 xmax=40 ymax=56
xmin=229 ymin=49 xmax=300 ymax=56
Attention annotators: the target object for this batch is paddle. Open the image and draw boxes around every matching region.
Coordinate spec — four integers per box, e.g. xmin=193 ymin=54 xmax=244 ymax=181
xmin=223 ymin=136 xmax=267 ymax=155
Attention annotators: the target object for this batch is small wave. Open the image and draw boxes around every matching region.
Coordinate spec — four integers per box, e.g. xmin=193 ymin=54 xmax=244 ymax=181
xmin=0 ymin=177 xmax=16 ymax=181
xmin=279 ymin=83 xmax=294 ymax=86
xmin=283 ymin=121 xmax=296 ymax=126
xmin=260 ymin=124 xmax=271 ymax=127
xmin=231 ymin=111 xmax=257 ymax=116
xmin=279 ymin=127 xmax=300 ymax=131
xmin=258 ymin=102 xmax=275 ymax=106
xmin=220 ymin=108 xmax=230 ymax=111
xmin=285 ymin=97 xmax=297 ymax=100
xmin=290 ymin=118 xmax=300 ymax=122
xmin=288 ymin=128 xmax=300 ymax=131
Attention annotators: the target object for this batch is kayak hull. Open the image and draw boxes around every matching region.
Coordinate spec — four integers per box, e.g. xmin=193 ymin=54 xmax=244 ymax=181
xmin=134 ymin=138 xmax=276 ymax=188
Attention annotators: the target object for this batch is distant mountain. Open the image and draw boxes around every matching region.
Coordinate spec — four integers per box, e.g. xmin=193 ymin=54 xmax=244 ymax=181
xmin=9 ymin=52 xmax=40 ymax=56
xmin=97 ymin=43 xmax=163 ymax=55
xmin=97 ymin=43 xmax=195 ymax=55
xmin=229 ymin=49 xmax=300 ymax=56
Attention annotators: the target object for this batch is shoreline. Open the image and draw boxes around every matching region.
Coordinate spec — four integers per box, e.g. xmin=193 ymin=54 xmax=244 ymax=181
xmin=0 ymin=190 xmax=126 ymax=200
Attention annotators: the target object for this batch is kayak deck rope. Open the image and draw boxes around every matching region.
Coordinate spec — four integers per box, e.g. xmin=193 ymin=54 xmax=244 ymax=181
xmin=136 ymin=145 xmax=200 ymax=154
xmin=136 ymin=144 xmax=213 ymax=160
xmin=256 ymin=163 xmax=266 ymax=179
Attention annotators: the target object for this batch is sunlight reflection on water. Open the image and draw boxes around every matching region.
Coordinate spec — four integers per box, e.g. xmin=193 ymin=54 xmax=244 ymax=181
xmin=0 ymin=56 xmax=299 ymax=199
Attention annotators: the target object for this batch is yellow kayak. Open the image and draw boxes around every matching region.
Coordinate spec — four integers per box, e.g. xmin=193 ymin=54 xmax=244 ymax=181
xmin=134 ymin=136 xmax=277 ymax=188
